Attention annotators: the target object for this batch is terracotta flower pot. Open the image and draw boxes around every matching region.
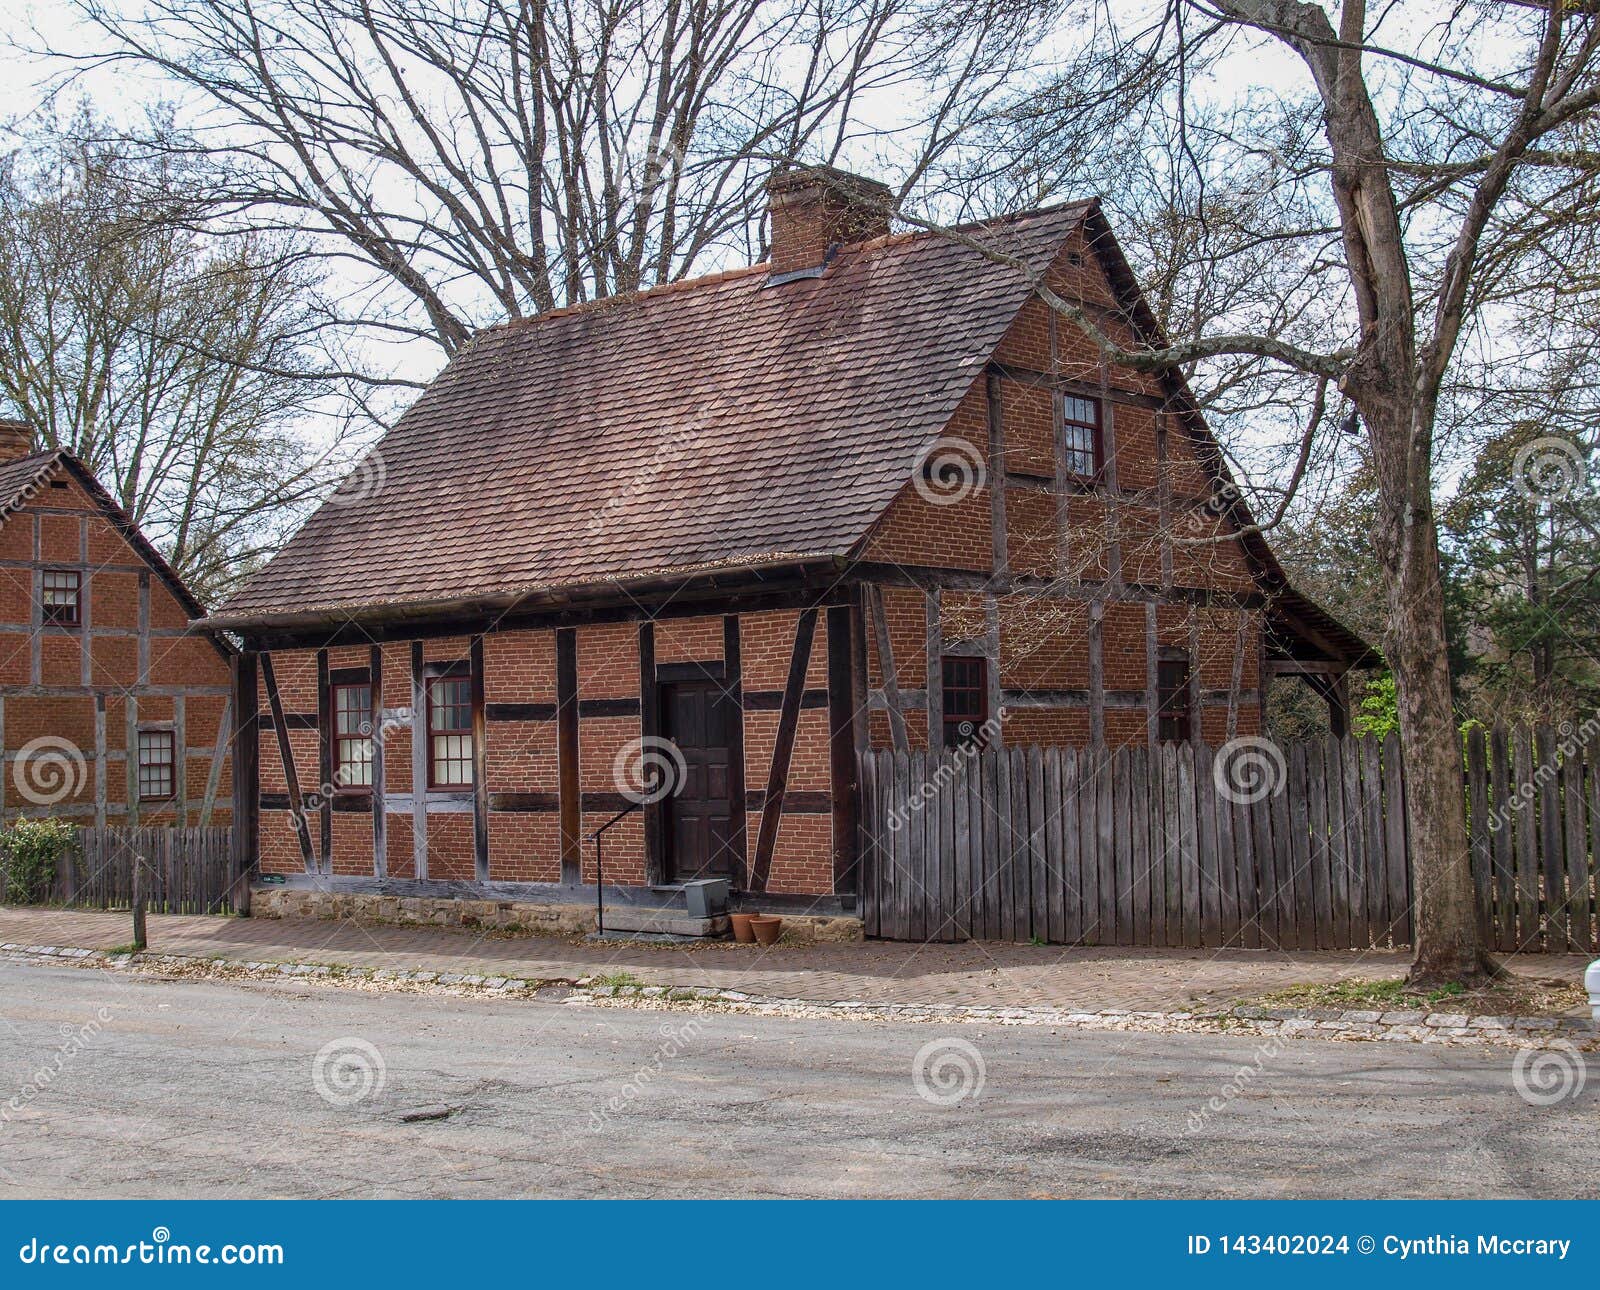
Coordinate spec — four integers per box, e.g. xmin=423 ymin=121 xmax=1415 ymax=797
xmin=749 ymin=915 xmax=783 ymax=946
xmin=729 ymin=912 xmax=756 ymax=943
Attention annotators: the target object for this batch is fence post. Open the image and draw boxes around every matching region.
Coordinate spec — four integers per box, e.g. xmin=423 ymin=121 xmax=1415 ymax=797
xmin=130 ymin=860 xmax=147 ymax=951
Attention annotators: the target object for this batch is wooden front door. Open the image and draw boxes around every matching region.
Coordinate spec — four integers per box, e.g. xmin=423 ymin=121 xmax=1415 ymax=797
xmin=660 ymin=680 xmax=739 ymax=884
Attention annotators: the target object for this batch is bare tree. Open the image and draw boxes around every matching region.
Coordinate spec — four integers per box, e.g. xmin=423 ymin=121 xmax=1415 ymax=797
xmin=948 ymin=0 xmax=1600 ymax=984
xmin=61 ymin=0 xmax=1050 ymax=355
xmin=0 ymin=111 xmax=364 ymax=602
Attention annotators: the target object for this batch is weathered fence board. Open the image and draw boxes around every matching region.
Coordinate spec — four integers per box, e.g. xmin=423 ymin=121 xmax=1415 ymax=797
xmin=861 ymin=724 xmax=1600 ymax=950
xmin=0 ymin=826 xmax=236 ymax=915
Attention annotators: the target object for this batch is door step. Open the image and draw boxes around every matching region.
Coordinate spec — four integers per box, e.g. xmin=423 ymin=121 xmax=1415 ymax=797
xmin=597 ymin=908 xmax=729 ymax=938
xmin=587 ymin=930 xmax=709 ymax=945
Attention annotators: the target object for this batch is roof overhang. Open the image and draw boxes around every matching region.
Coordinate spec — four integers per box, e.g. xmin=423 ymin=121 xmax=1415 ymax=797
xmin=194 ymin=555 xmax=852 ymax=648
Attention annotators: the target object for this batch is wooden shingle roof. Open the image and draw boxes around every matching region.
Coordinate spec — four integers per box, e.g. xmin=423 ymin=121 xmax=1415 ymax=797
xmin=207 ymin=202 xmax=1092 ymax=629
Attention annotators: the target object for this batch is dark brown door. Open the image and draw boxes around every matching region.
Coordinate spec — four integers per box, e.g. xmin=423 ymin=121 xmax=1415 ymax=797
xmin=660 ymin=680 xmax=739 ymax=883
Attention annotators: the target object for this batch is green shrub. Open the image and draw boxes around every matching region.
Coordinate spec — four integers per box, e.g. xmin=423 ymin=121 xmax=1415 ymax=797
xmin=0 ymin=818 xmax=78 ymax=904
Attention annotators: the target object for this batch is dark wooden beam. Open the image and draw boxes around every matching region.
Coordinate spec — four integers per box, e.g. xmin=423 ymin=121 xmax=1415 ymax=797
xmin=723 ymin=615 xmax=750 ymax=889
xmin=261 ymin=652 xmax=315 ymax=872
xmin=470 ymin=635 xmax=489 ymax=881
xmin=749 ymin=607 xmax=819 ymax=892
xmin=410 ymin=641 xmax=428 ymax=879
xmin=1088 ymin=601 xmax=1106 ymax=747
xmin=826 ymin=605 xmax=859 ymax=896
xmin=865 ymin=584 xmax=909 ymax=753
xmin=986 ymin=372 xmax=1009 ymax=583
xmin=230 ymin=652 xmax=259 ymax=884
xmin=555 ymin=627 xmax=581 ymax=885
xmin=850 ymin=589 xmax=871 ymax=754
xmin=316 ymin=649 xmax=332 ymax=873
xmin=370 ymin=644 xmax=386 ymax=878
xmin=638 ymin=621 xmax=663 ymax=886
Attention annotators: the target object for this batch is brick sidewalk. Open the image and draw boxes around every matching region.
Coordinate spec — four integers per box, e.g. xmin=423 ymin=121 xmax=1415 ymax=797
xmin=0 ymin=906 xmax=1588 ymax=1013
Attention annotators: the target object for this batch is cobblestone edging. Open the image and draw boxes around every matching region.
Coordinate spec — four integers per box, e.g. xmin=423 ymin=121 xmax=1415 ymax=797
xmin=4 ymin=941 xmax=1595 ymax=1050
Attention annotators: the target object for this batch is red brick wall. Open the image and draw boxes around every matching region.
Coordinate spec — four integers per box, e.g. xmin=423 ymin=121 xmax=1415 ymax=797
xmin=254 ymin=604 xmax=843 ymax=895
xmin=0 ymin=461 xmax=233 ymax=826
xmin=856 ymin=226 xmax=1266 ymax=751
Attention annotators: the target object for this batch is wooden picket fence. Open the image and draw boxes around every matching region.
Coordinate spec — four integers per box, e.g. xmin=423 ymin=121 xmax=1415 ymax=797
xmin=0 ymin=826 xmax=238 ymax=915
xmin=859 ymin=726 xmax=1600 ymax=951
xmin=1467 ymin=725 xmax=1598 ymax=954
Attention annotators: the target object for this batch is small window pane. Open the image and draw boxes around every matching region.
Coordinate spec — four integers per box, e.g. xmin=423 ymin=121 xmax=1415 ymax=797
xmin=334 ymin=683 xmax=374 ymax=788
xmin=1157 ymin=656 xmax=1193 ymax=743
xmin=427 ymin=675 xmax=473 ymax=787
xmin=42 ymin=569 xmax=80 ymax=626
xmin=1063 ymin=396 xmax=1101 ymax=478
xmin=941 ymin=656 xmax=990 ymax=749
xmin=137 ymin=729 xmax=175 ymax=801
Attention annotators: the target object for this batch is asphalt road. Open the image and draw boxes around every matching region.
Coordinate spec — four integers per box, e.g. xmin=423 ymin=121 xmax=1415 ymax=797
xmin=0 ymin=960 xmax=1592 ymax=1198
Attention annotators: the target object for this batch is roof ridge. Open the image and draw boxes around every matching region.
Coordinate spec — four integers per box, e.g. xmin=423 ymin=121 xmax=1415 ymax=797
xmin=495 ymin=264 xmax=768 ymax=333
xmin=484 ymin=196 xmax=1095 ymax=337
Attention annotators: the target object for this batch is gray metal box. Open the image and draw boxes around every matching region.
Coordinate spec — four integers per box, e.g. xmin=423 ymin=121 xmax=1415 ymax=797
xmin=682 ymin=878 xmax=730 ymax=918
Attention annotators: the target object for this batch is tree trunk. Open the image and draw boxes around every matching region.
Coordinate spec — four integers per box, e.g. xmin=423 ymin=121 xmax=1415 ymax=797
xmin=1378 ymin=481 xmax=1492 ymax=986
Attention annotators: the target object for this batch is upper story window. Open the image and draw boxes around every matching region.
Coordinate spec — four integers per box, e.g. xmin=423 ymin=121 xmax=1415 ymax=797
xmin=137 ymin=728 xmax=176 ymax=802
xmin=41 ymin=569 xmax=81 ymax=626
xmin=941 ymin=655 xmax=990 ymax=749
xmin=1156 ymin=653 xmax=1193 ymax=744
xmin=333 ymin=681 xmax=375 ymax=789
xmin=1062 ymin=395 xmax=1103 ymax=479
xmin=426 ymin=670 xmax=473 ymax=788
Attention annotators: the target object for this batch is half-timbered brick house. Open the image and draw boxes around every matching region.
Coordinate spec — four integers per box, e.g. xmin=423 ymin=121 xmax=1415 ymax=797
xmin=0 ymin=422 xmax=234 ymax=826
xmin=203 ymin=167 xmax=1368 ymax=927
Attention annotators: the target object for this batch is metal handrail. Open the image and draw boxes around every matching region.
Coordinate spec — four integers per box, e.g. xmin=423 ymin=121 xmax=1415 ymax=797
xmin=585 ymin=799 xmax=643 ymax=935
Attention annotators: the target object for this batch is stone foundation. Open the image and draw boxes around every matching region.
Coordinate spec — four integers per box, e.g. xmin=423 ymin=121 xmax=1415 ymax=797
xmin=249 ymin=885 xmax=863 ymax=944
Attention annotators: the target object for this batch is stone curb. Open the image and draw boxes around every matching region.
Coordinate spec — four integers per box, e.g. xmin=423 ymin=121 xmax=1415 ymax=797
xmin=3 ymin=941 xmax=1595 ymax=1051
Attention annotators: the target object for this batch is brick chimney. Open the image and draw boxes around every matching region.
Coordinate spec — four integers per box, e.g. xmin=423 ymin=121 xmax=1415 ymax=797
xmin=765 ymin=165 xmax=893 ymax=276
xmin=0 ymin=419 xmax=36 ymax=465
